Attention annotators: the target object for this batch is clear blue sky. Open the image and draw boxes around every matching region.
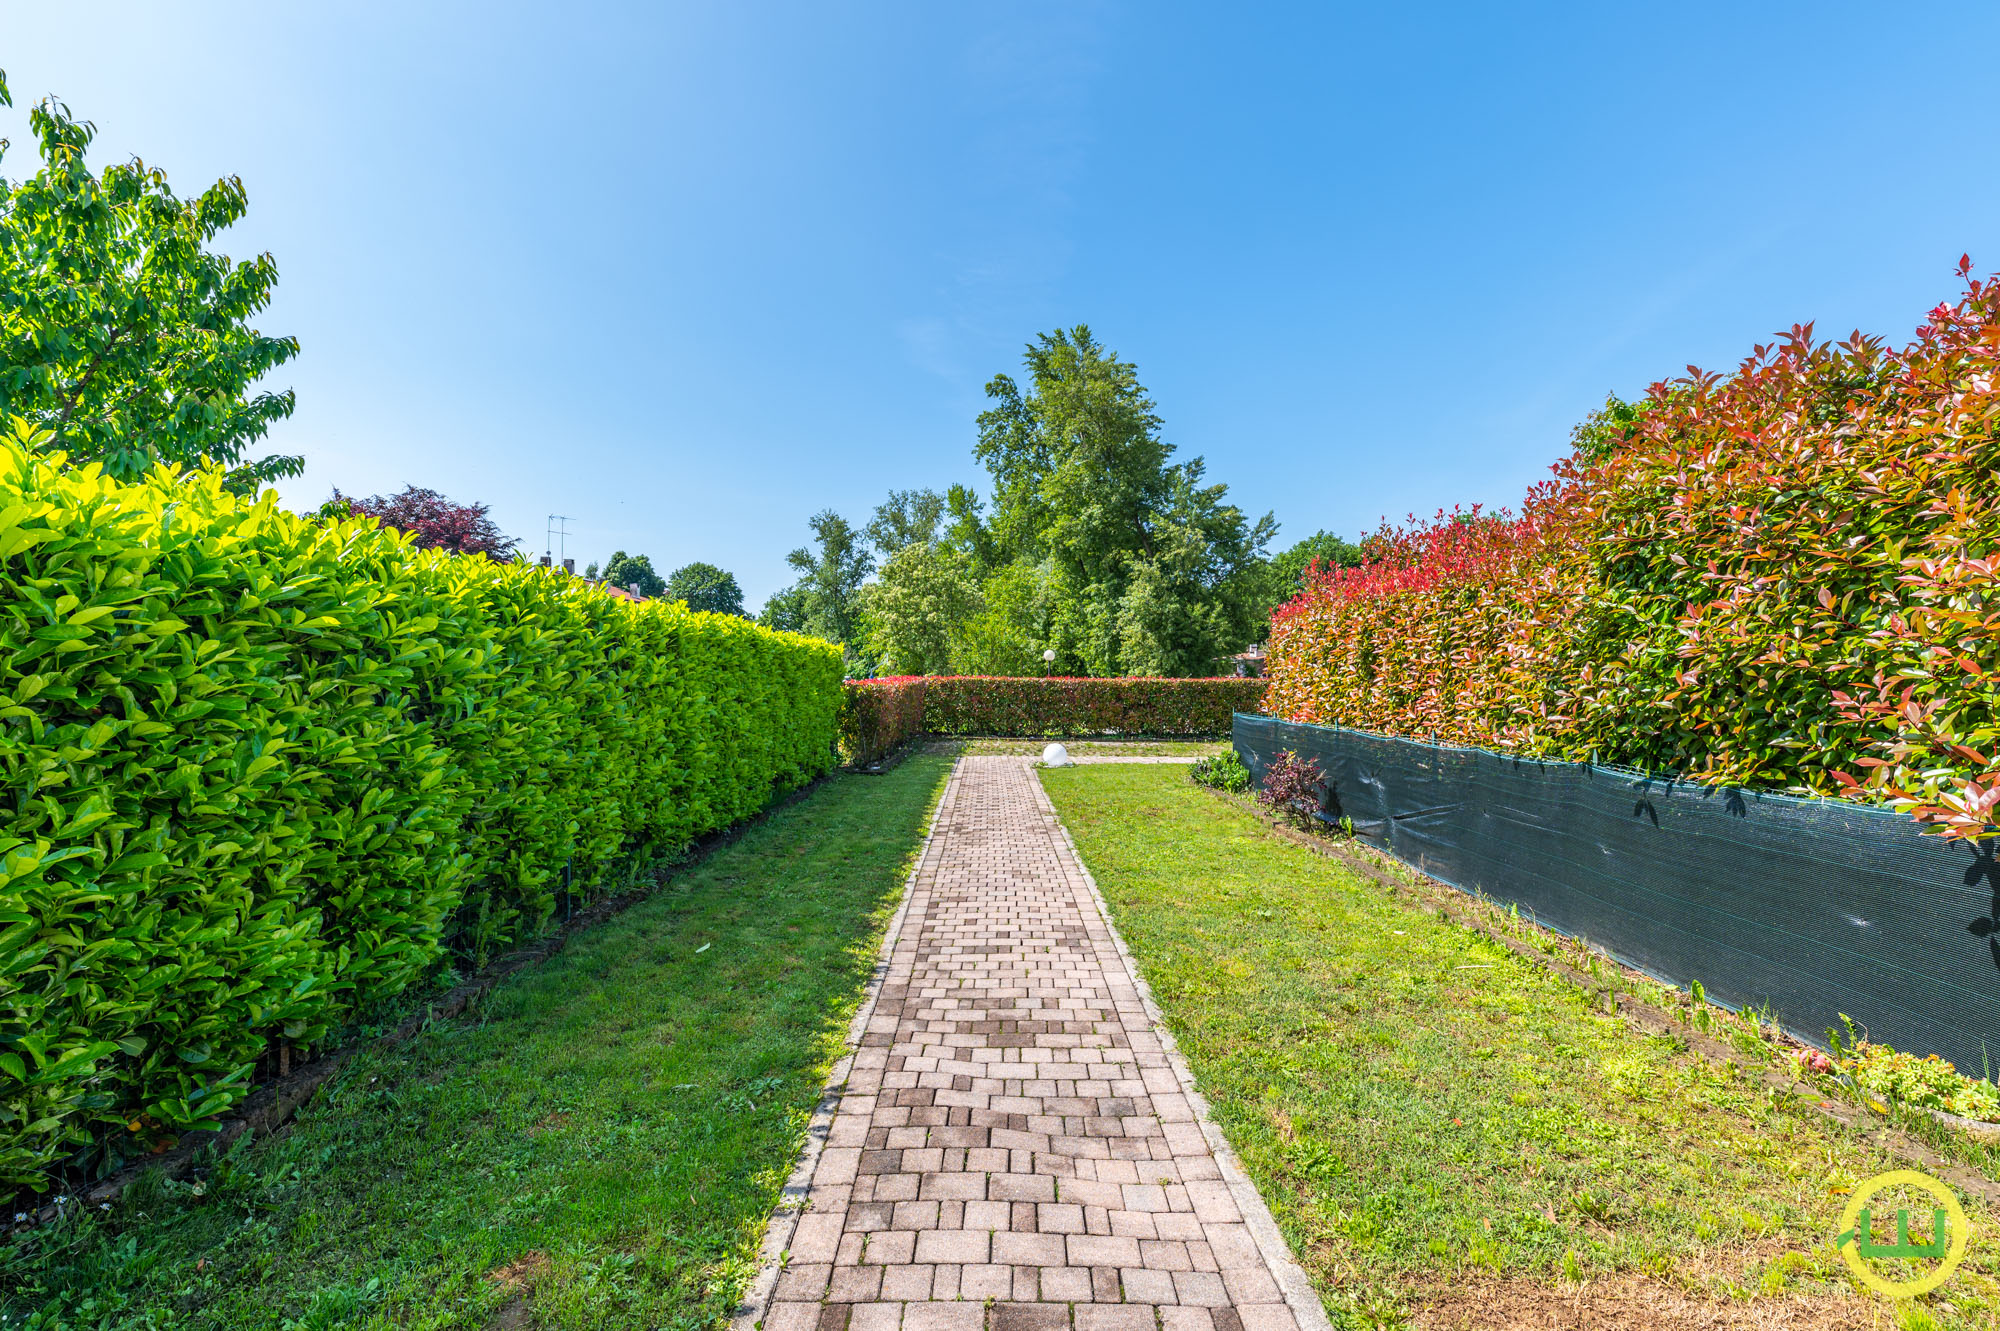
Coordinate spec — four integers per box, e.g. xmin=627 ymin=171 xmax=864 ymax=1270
xmin=6 ymin=3 xmax=1997 ymax=605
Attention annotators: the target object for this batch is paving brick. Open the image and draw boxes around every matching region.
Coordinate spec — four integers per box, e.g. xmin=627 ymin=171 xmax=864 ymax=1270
xmin=992 ymin=1231 xmax=1065 ymax=1266
xmin=829 ymin=1265 xmax=885 ymax=1302
xmin=1162 ymin=1310 xmax=1214 ymax=1331
xmin=1036 ymin=1202 xmax=1085 ymax=1233
xmin=775 ymin=1263 xmax=831 ymax=1301
xmin=1170 ymin=1270 xmax=1229 ymax=1307
xmin=963 ymin=1199 xmax=1011 ymax=1232
xmin=865 ymin=1231 xmax=917 ymax=1265
xmin=791 ymin=1211 xmax=844 ymax=1262
xmin=959 ymin=1263 xmax=1013 ymax=1299
xmin=990 ymin=1303 xmax=1068 ymax=1331
xmin=1204 ymin=1224 xmax=1262 ymax=1269
xmin=1223 ymin=1265 xmax=1283 ymax=1304
xmin=1077 ymin=1307 xmax=1157 ymax=1331
xmin=902 ymin=1303 xmax=984 ymax=1331
xmin=1067 ymin=1234 xmax=1142 ymax=1267
xmin=850 ymin=1305 xmax=904 ymax=1331
xmin=1236 ymin=1308 xmax=1298 ymax=1331
xmin=913 ymin=1229 xmax=989 ymax=1264
xmin=768 ymin=1304 xmax=821 ymax=1331
xmin=1121 ymin=1266 xmax=1179 ymax=1303
xmin=880 ymin=1265 xmax=933 ymax=1300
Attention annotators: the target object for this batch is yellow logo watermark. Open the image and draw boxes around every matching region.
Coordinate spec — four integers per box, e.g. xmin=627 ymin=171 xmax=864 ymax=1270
xmin=1834 ymin=1170 xmax=1970 ymax=1298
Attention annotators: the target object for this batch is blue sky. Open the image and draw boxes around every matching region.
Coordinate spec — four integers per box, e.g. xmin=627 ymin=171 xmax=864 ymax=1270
xmin=5 ymin=2 xmax=1998 ymax=605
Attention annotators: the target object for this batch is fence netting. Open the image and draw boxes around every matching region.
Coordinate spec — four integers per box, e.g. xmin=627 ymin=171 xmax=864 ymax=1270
xmin=1233 ymin=712 xmax=2000 ymax=1075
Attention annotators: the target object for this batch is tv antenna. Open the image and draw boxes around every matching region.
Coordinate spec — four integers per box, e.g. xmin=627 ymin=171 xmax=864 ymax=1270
xmin=546 ymin=515 xmax=574 ymax=565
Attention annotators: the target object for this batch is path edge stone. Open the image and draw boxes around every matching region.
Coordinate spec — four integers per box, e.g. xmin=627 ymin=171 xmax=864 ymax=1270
xmin=730 ymin=757 xmax=958 ymax=1331
xmin=1030 ymin=761 xmax=1337 ymax=1331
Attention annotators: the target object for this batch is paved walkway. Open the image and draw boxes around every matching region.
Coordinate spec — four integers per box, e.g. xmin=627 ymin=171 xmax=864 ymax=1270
xmin=739 ymin=757 xmax=1328 ymax=1331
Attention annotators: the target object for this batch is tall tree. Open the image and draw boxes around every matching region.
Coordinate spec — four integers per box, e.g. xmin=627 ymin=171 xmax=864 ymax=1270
xmin=970 ymin=327 xmax=1274 ymax=675
xmin=337 ymin=487 xmax=517 ymax=560
xmin=784 ymin=509 xmax=876 ymax=662
xmin=0 ymin=71 xmax=301 ymax=489
xmin=599 ymin=550 xmax=667 ymax=598
xmin=866 ymin=488 xmax=947 ymax=556
xmin=663 ymin=561 xmax=745 ymax=615
xmin=759 ymin=583 xmax=811 ymax=633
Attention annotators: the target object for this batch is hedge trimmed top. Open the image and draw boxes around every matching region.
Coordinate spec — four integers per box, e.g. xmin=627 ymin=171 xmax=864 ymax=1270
xmin=0 ymin=418 xmax=842 ymax=1191
xmin=838 ymin=674 xmax=1262 ymax=766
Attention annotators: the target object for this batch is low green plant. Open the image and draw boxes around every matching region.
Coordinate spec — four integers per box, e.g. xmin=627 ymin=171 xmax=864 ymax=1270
xmin=1827 ymin=1017 xmax=2000 ymax=1122
xmin=1188 ymin=751 xmax=1251 ymax=792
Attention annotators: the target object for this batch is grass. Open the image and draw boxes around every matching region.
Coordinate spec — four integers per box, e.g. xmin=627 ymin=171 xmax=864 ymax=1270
xmin=1 ymin=756 xmax=953 ymax=1331
xmin=1040 ymin=763 xmax=2000 ymax=1330
xmin=953 ymin=738 xmax=1224 ymax=757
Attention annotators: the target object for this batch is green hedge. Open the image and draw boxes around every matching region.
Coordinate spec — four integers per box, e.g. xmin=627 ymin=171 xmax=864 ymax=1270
xmin=908 ymin=675 xmax=1263 ymax=737
xmin=0 ymin=428 xmax=842 ymax=1192
xmin=837 ymin=676 xmax=927 ymax=768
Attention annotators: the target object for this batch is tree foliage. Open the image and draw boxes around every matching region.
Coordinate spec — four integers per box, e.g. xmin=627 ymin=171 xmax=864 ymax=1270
xmin=966 ymin=327 xmax=1274 ymax=675
xmin=0 ymin=71 xmax=301 ymax=489
xmin=864 ymin=543 xmax=983 ymax=676
xmin=336 ymin=487 xmax=517 ymax=560
xmin=663 ymin=561 xmax=745 ymax=615
xmin=759 ymin=582 xmax=811 ymax=634
xmin=865 ymin=488 xmax=947 ymax=555
xmin=599 ymin=550 xmax=667 ymax=599
xmin=779 ymin=509 xmax=876 ymax=668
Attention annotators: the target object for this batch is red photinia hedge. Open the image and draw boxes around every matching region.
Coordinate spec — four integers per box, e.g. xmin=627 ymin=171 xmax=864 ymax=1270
xmin=838 ymin=676 xmax=927 ymax=767
xmin=1267 ymin=259 xmax=2000 ymax=838
xmin=840 ymin=675 xmax=1263 ymax=745
xmin=921 ymin=676 xmax=1264 ymax=737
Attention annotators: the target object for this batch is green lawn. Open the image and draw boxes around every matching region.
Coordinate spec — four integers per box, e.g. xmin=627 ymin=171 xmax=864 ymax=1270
xmin=2 ymin=756 xmax=952 ymax=1331
xmin=1040 ymin=764 xmax=2000 ymax=1330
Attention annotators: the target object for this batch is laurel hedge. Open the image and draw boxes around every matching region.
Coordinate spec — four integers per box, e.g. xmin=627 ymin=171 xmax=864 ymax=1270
xmin=0 ymin=421 xmax=843 ymax=1192
xmin=1266 ymin=263 xmax=2000 ymax=837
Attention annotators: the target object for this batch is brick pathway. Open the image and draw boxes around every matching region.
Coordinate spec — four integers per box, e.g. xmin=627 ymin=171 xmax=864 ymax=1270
xmin=738 ymin=757 xmax=1329 ymax=1331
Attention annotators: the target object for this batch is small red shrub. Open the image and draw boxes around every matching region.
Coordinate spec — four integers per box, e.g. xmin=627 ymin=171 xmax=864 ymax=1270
xmin=1256 ymin=749 xmax=1325 ymax=829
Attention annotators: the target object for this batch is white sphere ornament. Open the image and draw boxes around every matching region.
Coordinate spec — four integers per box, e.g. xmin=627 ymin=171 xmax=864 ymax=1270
xmin=1042 ymin=649 xmax=1057 ymax=663
xmin=1042 ymin=742 xmax=1073 ymax=767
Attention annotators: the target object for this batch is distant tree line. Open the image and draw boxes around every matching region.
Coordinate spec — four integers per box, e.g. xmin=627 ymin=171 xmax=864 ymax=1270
xmin=762 ymin=326 xmax=1362 ymax=678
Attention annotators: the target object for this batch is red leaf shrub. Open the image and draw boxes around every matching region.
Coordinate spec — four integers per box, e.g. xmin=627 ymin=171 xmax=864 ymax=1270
xmin=1256 ymin=749 xmax=1325 ymax=829
xmin=839 ymin=676 xmax=927 ymax=767
xmin=921 ymin=676 xmax=1264 ymax=737
xmin=1266 ymin=260 xmax=2000 ymax=838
